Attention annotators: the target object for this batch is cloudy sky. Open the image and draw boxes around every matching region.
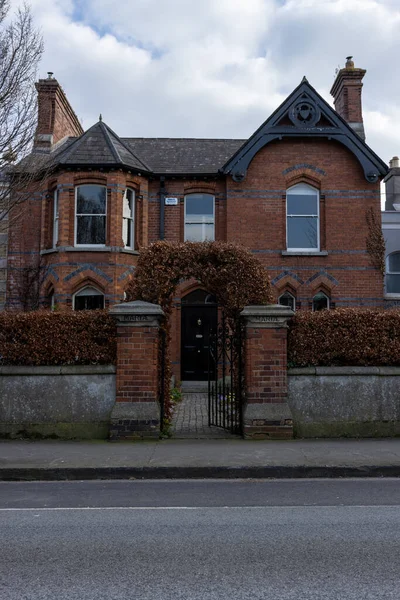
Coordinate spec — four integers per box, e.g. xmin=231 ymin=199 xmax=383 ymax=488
xmin=9 ymin=0 xmax=400 ymax=164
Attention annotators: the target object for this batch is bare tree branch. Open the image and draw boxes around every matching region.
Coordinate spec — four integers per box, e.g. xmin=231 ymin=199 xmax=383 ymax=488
xmin=0 ymin=0 xmax=46 ymax=223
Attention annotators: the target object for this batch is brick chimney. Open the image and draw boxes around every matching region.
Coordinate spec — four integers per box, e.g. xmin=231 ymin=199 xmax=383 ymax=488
xmin=330 ymin=56 xmax=366 ymax=141
xmin=34 ymin=72 xmax=84 ymax=152
xmin=384 ymin=156 xmax=400 ymax=211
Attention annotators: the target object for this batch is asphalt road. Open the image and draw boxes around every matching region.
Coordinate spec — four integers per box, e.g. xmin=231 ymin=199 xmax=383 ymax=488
xmin=1 ymin=479 xmax=400 ymax=599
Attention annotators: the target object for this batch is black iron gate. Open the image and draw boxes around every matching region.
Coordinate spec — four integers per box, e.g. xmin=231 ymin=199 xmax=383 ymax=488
xmin=208 ymin=313 xmax=245 ymax=435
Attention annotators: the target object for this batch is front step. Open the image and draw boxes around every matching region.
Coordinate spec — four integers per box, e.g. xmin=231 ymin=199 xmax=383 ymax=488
xmin=181 ymin=380 xmax=208 ymax=393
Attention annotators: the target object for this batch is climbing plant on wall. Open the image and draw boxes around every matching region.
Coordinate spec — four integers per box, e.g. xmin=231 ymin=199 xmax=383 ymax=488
xmin=125 ymin=241 xmax=272 ymax=423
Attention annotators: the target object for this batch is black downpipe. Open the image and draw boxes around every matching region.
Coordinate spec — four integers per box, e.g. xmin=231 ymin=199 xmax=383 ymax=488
xmin=159 ymin=176 xmax=165 ymax=240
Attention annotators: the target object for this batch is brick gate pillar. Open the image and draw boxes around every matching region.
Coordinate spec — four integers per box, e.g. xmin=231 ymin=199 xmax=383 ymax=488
xmin=109 ymin=300 xmax=164 ymax=440
xmin=240 ymin=304 xmax=294 ymax=440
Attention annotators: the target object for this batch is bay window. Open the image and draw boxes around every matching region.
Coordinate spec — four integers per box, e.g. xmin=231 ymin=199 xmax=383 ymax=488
xmin=122 ymin=188 xmax=134 ymax=248
xmin=53 ymin=189 xmax=59 ymax=247
xmin=75 ymin=184 xmax=106 ymax=246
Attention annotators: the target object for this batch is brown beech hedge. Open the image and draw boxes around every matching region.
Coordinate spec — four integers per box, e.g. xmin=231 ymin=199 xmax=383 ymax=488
xmin=288 ymin=308 xmax=400 ymax=367
xmin=0 ymin=311 xmax=116 ymax=366
xmin=127 ymin=240 xmax=272 ymax=318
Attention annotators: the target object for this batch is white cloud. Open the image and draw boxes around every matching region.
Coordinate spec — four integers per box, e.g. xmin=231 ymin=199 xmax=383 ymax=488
xmin=8 ymin=0 xmax=400 ymax=163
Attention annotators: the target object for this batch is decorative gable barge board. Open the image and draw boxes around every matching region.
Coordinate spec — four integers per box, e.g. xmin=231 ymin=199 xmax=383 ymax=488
xmin=221 ymin=80 xmax=388 ymax=183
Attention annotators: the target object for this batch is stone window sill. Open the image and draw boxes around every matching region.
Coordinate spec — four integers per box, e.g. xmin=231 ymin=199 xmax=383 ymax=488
xmin=119 ymin=248 xmax=139 ymax=255
xmin=281 ymin=250 xmax=328 ymax=256
xmin=41 ymin=246 xmax=139 ymax=255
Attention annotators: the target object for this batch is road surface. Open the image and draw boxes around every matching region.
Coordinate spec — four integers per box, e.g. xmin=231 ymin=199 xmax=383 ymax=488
xmin=1 ymin=479 xmax=399 ymax=599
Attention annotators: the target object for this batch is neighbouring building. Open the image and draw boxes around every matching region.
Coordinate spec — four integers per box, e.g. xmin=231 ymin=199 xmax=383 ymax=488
xmin=383 ymin=156 xmax=400 ymax=307
xmin=6 ymin=57 xmax=389 ymax=381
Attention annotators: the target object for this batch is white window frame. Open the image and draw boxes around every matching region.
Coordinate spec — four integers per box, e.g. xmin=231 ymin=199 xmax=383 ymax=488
xmin=122 ymin=188 xmax=135 ymax=249
xmin=53 ymin=189 xmax=59 ymax=247
xmin=312 ymin=291 xmax=330 ymax=312
xmin=184 ymin=193 xmax=215 ymax=242
xmin=73 ymin=285 xmax=105 ymax=310
xmin=385 ymin=252 xmax=400 ymax=297
xmin=286 ymin=183 xmax=320 ymax=251
xmin=278 ymin=291 xmax=296 ymax=311
xmin=75 ymin=184 xmax=107 ymax=247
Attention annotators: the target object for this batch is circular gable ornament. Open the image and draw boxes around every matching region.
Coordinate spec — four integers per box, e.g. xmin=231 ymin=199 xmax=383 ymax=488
xmin=289 ymin=100 xmax=320 ymax=128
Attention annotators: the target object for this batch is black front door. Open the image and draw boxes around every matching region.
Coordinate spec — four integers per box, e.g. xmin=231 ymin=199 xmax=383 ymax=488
xmin=181 ymin=305 xmax=217 ymax=381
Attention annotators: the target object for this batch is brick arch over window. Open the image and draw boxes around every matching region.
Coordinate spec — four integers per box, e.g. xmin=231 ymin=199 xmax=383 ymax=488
xmin=70 ymin=276 xmax=106 ymax=297
xmin=183 ymin=182 xmax=217 ymax=195
xmin=284 ymin=171 xmax=323 ymax=190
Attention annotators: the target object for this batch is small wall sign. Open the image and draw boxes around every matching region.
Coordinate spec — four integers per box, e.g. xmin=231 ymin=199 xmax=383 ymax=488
xmin=165 ymin=197 xmax=178 ymax=205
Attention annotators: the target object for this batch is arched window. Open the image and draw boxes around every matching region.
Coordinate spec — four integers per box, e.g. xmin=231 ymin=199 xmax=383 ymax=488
xmin=286 ymin=183 xmax=319 ymax=251
xmin=386 ymin=252 xmax=400 ymax=294
xmin=184 ymin=193 xmax=215 ymax=242
xmin=75 ymin=184 xmax=107 ymax=246
xmin=73 ymin=286 xmax=105 ymax=310
xmin=122 ymin=188 xmax=135 ymax=249
xmin=278 ymin=291 xmax=296 ymax=311
xmin=312 ymin=291 xmax=329 ymax=311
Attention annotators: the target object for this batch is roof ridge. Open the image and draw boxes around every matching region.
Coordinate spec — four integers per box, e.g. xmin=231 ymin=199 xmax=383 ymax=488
xmin=122 ymin=137 xmax=247 ymax=142
xmin=99 ymin=121 xmax=122 ymax=164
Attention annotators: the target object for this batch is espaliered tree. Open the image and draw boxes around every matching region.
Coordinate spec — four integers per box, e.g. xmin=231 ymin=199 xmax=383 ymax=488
xmin=125 ymin=241 xmax=273 ymax=421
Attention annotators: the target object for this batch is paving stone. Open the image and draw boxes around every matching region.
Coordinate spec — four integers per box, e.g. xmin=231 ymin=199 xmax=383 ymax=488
xmin=171 ymin=392 xmax=235 ymax=439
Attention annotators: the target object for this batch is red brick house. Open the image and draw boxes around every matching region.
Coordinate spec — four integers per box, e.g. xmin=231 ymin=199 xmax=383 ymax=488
xmin=6 ymin=57 xmax=388 ymax=382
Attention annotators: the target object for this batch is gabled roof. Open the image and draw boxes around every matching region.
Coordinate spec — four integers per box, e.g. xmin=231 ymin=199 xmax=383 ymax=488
xmin=54 ymin=121 xmax=151 ymax=172
xmin=222 ymin=78 xmax=388 ymax=183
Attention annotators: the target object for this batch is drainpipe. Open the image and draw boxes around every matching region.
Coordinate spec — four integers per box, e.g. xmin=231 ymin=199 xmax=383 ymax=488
xmin=159 ymin=176 xmax=165 ymax=240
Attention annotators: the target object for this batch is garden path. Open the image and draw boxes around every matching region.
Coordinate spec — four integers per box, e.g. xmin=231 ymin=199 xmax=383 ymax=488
xmin=171 ymin=392 xmax=235 ymax=439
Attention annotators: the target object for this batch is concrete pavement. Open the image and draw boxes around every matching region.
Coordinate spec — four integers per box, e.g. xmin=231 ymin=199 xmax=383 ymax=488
xmin=2 ymin=438 xmax=400 ymax=480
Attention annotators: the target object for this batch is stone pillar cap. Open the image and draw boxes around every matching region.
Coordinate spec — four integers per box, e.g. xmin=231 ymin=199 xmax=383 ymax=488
xmin=241 ymin=304 xmax=294 ymax=318
xmin=109 ymin=300 xmax=164 ymax=317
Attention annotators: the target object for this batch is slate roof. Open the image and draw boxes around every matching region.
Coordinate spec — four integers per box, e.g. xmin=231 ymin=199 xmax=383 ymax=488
xmin=121 ymin=138 xmax=245 ymax=175
xmin=54 ymin=121 xmax=150 ymax=171
xmin=25 ymin=79 xmax=388 ymax=181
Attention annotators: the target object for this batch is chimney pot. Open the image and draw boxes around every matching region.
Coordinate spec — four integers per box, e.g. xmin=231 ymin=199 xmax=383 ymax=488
xmin=389 ymin=156 xmax=400 ymax=169
xmin=345 ymin=56 xmax=354 ymax=68
xmin=47 ymin=72 xmax=54 ymax=79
